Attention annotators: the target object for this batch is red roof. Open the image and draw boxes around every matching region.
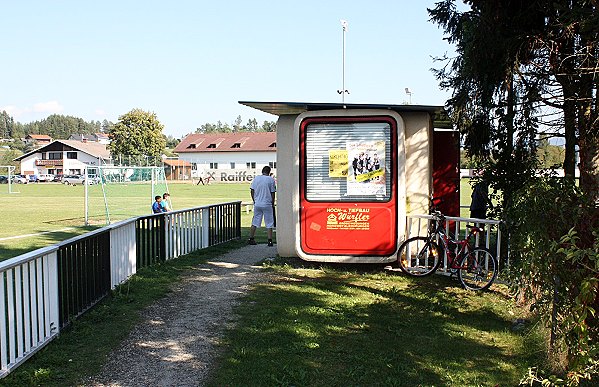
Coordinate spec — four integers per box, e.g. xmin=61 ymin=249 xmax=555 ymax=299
xmin=174 ymin=132 xmax=276 ymax=153
xmin=27 ymin=134 xmax=52 ymax=140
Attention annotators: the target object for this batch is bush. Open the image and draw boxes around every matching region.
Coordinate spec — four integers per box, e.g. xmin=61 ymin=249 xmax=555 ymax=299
xmin=507 ymin=175 xmax=599 ymax=384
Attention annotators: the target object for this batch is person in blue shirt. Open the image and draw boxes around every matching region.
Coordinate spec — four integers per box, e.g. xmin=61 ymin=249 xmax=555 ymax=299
xmin=152 ymin=195 xmax=163 ymax=214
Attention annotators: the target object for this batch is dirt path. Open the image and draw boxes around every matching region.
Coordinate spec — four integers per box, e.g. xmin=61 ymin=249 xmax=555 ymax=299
xmin=84 ymin=244 xmax=277 ymax=387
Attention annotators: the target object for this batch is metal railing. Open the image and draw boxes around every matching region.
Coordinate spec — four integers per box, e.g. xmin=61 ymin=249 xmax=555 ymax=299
xmin=405 ymin=214 xmax=504 ymax=272
xmin=0 ymin=201 xmax=241 ymax=378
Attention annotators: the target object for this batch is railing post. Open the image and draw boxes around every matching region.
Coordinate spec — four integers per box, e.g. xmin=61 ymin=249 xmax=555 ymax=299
xmin=46 ymin=251 xmax=60 ymax=337
xmin=201 ymin=207 xmax=210 ymax=248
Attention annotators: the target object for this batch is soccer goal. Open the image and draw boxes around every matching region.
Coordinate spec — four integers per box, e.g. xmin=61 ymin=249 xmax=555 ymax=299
xmin=85 ymin=165 xmax=170 ymax=225
xmin=0 ymin=165 xmax=17 ymax=194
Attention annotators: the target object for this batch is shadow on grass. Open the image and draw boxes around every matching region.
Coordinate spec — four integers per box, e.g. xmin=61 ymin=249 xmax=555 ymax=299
xmin=210 ymin=263 xmax=536 ymax=386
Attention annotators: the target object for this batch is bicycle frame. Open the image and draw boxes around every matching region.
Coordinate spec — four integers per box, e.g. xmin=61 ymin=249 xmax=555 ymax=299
xmin=427 ymin=213 xmax=480 ymax=270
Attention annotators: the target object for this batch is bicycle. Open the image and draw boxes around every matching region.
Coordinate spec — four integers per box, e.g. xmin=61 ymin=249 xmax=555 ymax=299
xmin=397 ymin=210 xmax=498 ymax=291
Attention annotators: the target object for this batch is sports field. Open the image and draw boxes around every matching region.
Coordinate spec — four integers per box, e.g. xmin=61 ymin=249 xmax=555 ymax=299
xmin=0 ymin=182 xmax=255 ymax=260
xmin=0 ymin=179 xmax=477 ymax=261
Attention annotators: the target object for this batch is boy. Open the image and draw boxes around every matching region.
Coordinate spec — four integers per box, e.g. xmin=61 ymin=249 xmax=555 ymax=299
xmin=161 ymin=192 xmax=171 ymax=212
xmin=152 ymin=196 xmax=163 ymax=214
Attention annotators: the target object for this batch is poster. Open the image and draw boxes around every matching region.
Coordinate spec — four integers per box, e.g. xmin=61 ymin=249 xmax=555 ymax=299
xmin=347 ymin=141 xmax=386 ymax=196
xmin=328 ymin=149 xmax=348 ymax=177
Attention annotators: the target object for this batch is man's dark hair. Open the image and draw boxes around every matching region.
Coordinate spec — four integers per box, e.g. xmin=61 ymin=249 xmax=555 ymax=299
xmin=155 ymin=195 xmax=161 ymax=201
xmin=262 ymin=165 xmax=271 ymax=175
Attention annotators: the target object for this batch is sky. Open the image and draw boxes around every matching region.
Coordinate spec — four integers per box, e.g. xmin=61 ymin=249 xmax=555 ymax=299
xmin=1 ymin=1 xmax=456 ymax=138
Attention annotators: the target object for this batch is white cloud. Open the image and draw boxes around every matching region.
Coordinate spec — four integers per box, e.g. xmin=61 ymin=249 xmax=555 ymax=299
xmin=33 ymin=101 xmax=64 ymax=114
xmin=1 ymin=105 xmax=30 ymax=117
xmin=94 ymin=108 xmax=106 ymax=116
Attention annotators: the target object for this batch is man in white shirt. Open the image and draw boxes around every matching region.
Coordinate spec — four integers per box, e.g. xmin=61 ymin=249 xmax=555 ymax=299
xmin=248 ymin=166 xmax=276 ymax=246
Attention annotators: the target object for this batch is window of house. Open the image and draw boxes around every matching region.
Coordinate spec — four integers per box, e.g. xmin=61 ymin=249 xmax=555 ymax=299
xmin=304 ymin=121 xmax=392 ymax=202
xmin=230 ymin=162 xmax=235 ymax=169
xmin=246 ymin=162 xmax=256 ymax=169
xmin=207 ymin=144 xmax=217 ymax=148
xmin=231 ymin=143 xmax=241 ymax=148
xmin=48 ymin=152 xmax=62 ymax=160
xmin=191 ymin=163 xmax=197 ymax=170
xmin=66 ymin=152 xmax=77 ymax=159
xmin=187 ymin=144 xmax=196 ymax=149
xmin=210 ymin=162 xmax=218 ymax=169
xmin=269 ymin=162 xmax=277 ymax=169
xmin=269 ymin=142 xmax=276 ymax=148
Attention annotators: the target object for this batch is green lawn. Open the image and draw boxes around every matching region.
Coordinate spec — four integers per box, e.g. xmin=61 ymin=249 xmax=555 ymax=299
xmin=0 ymin=182 xmax=255 ymax=261
xmin=1 ymin=179 xmax=481 ymax=261
xmin=208 ymin=258 xmax=542 ymax=386
xmin=0 ymin=248 xmax=543 ymax=387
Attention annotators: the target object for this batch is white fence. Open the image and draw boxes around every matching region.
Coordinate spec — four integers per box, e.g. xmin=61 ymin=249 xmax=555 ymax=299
xmin=405 ymin=214 xmax=504 ymax=272
xmin=0 ymin=201 xmax=241 ymax=378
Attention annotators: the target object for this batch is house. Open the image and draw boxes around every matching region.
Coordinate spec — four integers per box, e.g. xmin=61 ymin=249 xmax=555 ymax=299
xmin=174 ymin=132 xmax=276 ymax=182
xmin=24 ymin=134 xmax=52 ymax=145
xmin=14 ymin=140 xmax=111 ymax=177
xmin=163 ymin=158 xmax=192 ymax=180
xmin=68 ymin=133 xmax=111 ymax=145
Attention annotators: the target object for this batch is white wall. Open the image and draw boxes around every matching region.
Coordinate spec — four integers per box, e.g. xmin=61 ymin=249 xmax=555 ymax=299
xmin=178 ymin=151 xmax=275 ymax=170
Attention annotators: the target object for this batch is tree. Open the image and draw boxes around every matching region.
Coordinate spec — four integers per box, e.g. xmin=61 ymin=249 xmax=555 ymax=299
xmin=261 ymin=120 xmax=276 ymax=132
xmin=429 ymin=1 xmax=599 ymax=381
xmin=108 ymin=109 xmax=166 ymax=157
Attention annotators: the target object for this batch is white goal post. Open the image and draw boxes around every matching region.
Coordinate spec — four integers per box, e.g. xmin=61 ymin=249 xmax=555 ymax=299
xmin=85 ymin=165 xmax=170 ymax=225
xmin=0 ymin=165 xmax=17 ymax=194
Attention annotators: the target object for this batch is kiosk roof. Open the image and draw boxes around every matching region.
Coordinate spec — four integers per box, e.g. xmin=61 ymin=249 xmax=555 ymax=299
xmin=239 ymin=101 xmax=451 ymax=128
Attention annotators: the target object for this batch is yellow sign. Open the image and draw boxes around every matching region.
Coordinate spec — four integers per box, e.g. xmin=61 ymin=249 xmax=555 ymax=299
xmin=355 ymin=168 xmax=384 ymax=183
xmin=329 ymin=150 xmax=348 ymax=177
xmin=325 ymin=207 xmax=370 ymax=230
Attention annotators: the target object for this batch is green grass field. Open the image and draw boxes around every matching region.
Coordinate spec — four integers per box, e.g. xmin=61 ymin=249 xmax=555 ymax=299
xmin=0 ymin=179 xmax=480 ymax=261
xmin=0 ymin=182 xmax=255 ymax=261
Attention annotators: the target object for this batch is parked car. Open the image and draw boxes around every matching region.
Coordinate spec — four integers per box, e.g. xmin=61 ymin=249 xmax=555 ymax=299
xmin=62 ymin=174 xmax=98 ymax=185
xmin=53 ymin=175 xmax=63 ymax=182
xmin=38 ymin=173 xmax=55 ymax=182
xmin=28 ymin=175 xmax=38 ymax=183
xmin=12 ymin=175 xmax=28 ymax=184
xmin=0 ymin=175 xmax=8 ymax=184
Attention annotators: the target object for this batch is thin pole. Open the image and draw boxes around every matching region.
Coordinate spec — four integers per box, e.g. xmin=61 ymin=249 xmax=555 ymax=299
xmin=342 ymin=22 xmax=346 ymax=103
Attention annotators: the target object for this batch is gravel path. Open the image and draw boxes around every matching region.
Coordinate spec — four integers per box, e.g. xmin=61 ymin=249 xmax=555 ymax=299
xmin=84 ymin=244 xmax=277 ymax=387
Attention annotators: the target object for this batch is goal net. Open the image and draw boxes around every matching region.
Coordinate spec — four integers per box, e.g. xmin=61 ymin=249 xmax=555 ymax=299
xmin=86 ymin=166 xmax=170 ymax=225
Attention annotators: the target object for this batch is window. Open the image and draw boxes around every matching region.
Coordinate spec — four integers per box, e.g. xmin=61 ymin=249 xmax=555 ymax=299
xmin=209 ymin=162 xmax=218 ymax=169
xmin=187 ymin=144 xmax=196 ymax=149
xmin=304 ymin=122 xmax=392 ymax=202
xmin=207 ymin=144 xmax=217 ymax=148
xmin=246 ymin=162 xmax=256 ymax=169
xmin=230 ymin=162 xmax=235 ymax=169
xmin=231 ymin=143 xmax=241 ymax=148
xmin=191 ymin=163 xmax=197 ymax=170
xmin=66 ymin=152 xmax=77 ymax=159
xmin=269 ymin=142 xmax=276 ymax=148
xmin=48 ymin=152 xmax=62 ymax=160
xmin=269 ymin=162 xmax=277 ymax=169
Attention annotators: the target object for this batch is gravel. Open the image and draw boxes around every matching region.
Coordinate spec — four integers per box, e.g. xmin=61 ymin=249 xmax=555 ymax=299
xmin=83 ymin=244 xmax=277 ymax=387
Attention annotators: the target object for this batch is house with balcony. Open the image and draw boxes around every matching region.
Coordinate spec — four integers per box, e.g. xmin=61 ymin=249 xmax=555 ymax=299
xmin=14 ymin=140 xmax=111 ymax=177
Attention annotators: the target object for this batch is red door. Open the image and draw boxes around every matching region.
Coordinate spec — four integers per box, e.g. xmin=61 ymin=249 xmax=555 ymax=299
xmin=432 ymin=130 xmax=460 ymax=216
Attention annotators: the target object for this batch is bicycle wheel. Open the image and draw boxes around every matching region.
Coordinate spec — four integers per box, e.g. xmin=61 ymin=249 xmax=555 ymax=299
xmin=458 ymin=247 xmax=498 ymax=291
xmin=397 ymin=236 xmax=441 ymax=277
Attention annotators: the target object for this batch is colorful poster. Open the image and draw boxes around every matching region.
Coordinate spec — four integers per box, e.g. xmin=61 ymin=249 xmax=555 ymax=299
xmin=328 ymin=149 xmax=349 ymax=177
xmin=347 ymin=141 xmax=386 ymax=196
